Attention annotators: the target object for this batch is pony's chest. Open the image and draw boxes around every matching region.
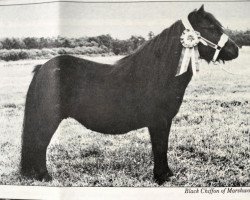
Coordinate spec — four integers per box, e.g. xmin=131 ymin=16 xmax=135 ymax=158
xmin=162 ymin=72 xmax=193 ymax=118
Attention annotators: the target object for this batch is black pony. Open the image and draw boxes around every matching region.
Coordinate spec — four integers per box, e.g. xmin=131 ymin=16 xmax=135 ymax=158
xmin=20 ymin=5 xmax=238 ymax=184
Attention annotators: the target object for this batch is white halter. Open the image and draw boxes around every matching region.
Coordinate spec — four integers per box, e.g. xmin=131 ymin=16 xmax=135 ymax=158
xmin=176 ymin=17 xmax=229 ymax=76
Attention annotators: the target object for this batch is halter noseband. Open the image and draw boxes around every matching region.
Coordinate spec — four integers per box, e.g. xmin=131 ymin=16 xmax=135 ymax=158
xmin=182 ymin=17 xmax=229 ymax=62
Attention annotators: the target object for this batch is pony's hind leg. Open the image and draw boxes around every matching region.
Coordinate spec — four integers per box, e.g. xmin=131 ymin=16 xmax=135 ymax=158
xmin=21 ymin=110 xmax=61 ymax=181
xmin=34 ymin=118 xmax=61 ymax=181
xmin=21 ymin=65 xmax=62 ymax=181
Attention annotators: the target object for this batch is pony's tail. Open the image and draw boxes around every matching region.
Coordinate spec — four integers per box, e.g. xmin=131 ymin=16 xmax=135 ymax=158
xmin=20 ymin=65 xmax=42 ymax=176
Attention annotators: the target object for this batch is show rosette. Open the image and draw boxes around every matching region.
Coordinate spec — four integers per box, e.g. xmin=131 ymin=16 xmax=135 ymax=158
xmin=176 ymin=26 xmax=200 ymax=76
xmin=180 ymin=29 xmax=201 ymax=48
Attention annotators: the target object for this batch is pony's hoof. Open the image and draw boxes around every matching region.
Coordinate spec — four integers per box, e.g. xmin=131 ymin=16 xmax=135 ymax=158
xmin=166 ymin=169 xmax=174 ymax=177
xmin=36 ymin=171 xmax=52 ymax=182
xmin=154 ymin=171 xmax=174 ymax=185
xmin=43 ymin=173 xmax=52 ymax=182
xmin=20 ymin=170 xmax=33 ymax=179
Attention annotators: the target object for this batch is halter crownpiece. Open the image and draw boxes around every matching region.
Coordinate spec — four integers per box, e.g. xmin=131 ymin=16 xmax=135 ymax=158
xmin=176 ymin=17 xmax=229 ymax=76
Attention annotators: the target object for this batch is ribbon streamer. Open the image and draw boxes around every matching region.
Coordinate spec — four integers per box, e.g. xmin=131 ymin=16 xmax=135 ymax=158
xmin=176 ymin=46 xmax=199 ymax=76
xmin=176 ymin=28 xmax=200 ymax=76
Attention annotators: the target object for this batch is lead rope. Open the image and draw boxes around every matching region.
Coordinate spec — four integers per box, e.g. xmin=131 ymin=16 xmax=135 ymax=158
xmin=219 ymin=64 xmax=246 ymax=76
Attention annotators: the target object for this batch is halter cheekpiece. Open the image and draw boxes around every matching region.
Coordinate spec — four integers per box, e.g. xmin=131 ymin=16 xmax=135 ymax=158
xmin=176 ymin=17 xmax=229 ymax=76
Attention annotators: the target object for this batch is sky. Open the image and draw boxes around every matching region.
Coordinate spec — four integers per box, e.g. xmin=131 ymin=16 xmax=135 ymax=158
xmin=0 ymin=0 xmax=249 ymax=39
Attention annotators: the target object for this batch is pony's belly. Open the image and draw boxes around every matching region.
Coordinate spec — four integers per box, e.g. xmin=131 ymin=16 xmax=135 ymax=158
xmin=76 ymin=116 xmax=143 ymax=135
xmin=70 ymin=104 xmax=145 ymax=135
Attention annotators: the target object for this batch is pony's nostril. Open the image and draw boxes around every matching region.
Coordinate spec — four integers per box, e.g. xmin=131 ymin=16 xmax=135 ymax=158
xmin=226 ymin=43 xmax=239 ymax=59
xmin=231 ymin=46 xmax=239 ymax=59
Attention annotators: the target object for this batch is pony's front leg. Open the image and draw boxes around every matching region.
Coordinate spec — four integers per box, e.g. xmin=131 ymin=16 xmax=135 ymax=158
xmin=149 ymin=120 xmax=173 ymax=185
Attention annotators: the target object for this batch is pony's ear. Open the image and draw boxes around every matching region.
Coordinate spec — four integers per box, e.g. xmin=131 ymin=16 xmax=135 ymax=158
xmin=197 ymin=4 xmax=205 ymax=14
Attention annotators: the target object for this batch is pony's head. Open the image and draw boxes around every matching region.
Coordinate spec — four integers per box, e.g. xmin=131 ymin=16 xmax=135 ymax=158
xmin=188 ymin=5 xmax=239 ymax=62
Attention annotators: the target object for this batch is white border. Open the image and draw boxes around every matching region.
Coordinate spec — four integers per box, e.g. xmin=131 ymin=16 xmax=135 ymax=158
xmin=0 ymin=186 xmax=249 ymax=200
xmin=0 ymin=1 xmax=249 ymax=199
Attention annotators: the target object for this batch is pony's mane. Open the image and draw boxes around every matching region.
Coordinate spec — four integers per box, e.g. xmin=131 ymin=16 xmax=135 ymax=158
xmin=115 ymin=20 xmax=183 ymax=68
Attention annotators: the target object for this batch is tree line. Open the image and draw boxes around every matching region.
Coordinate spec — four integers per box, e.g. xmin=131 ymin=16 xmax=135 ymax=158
xmin=225 ymin=29 xmax=250 ymax=47
xmin=0 ymin=30 xmax=249 ymax=61
xmin=0 ymin=34 xmax=146 ymax=55
xmin=1 ymin=29 xmax=249 ymax=51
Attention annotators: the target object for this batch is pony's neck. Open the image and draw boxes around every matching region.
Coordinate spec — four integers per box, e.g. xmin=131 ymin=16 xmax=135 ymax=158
xmin=114 ymin=20 xmax=185 ymax=82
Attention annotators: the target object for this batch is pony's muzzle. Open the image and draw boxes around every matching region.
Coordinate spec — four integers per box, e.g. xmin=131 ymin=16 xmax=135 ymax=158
xmin=220 ymin=39 xmax=239 ymax=61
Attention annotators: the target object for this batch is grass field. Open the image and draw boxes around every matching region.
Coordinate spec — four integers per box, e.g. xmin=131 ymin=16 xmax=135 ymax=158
xmin=0 ymin=51 xmax=249 ymax=187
